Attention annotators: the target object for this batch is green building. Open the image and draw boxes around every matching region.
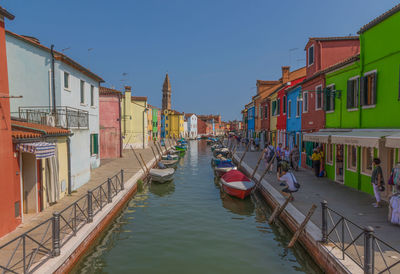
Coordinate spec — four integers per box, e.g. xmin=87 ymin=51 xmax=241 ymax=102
xmin=152 ymin=106 xmax=160 ymax=140
xmin=306 ymin=4 xmax=400 ymax=197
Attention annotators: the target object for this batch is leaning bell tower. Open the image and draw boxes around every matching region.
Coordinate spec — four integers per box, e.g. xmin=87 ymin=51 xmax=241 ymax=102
xmin=162 ymin=73 xmax=171 ymax=111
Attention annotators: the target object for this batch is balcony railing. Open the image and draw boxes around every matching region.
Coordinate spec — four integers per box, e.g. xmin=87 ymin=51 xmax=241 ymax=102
xmin=17 ymin=106 xmax=89 ymax=129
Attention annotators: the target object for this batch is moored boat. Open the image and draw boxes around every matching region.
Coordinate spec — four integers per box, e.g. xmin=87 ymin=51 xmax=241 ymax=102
xmin=162 ymin=154 xmax=179 ymax=160
xmin=160 ymin=159 xmax=179 ymax=168
xmin=211 ymin=157 xmax=232 ymax=167
xmin=149 ymin=168 xmax=175 ymax=183
xmin=214 ymin=161 xmax=236 ymax=177
xmin=220 ymin=170 xmax=255 ymax=199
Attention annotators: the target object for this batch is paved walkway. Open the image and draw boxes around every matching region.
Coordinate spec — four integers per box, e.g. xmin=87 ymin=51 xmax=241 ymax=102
xmin=0 ymin=141 xmax=174 ymax=272
xmin=233 ymin=144 xmax=400 ymax=271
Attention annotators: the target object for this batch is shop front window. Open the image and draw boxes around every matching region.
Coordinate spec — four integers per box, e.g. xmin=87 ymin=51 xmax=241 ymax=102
xmin=361 ymin=147 xmax=373 ymax=174
xmin=347 ymin=145 xmax=357 ymax=171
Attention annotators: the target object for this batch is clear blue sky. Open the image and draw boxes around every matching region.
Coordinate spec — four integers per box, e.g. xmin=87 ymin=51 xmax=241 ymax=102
xmin=2 ymin=0 xmax=399 ymax=120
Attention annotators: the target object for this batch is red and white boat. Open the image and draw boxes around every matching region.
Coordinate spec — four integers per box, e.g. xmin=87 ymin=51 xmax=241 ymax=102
xmin=220 ymin=170 xmax=255 ymax=199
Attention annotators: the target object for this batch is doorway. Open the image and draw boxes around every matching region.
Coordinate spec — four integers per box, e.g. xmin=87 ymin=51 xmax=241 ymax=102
xmin=22 ymin=153 xmax=38 ymax=214
xmin=336 ymin=144 xmax=344 ymax=183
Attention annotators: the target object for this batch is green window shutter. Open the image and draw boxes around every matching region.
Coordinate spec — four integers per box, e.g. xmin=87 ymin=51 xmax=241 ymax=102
xmin=332 ymin=85 xmax=336 ymax=111
xmin=360 ymin=76 xmax=366 ymax=106
xmin=372 ymin=72 xmax=377 ymax=105
xmin=323 ymin=88 xmax=328 ymax=111
xmin=90 ymin=134 xmax=93 ymax=155
xmin=347 ymin=80 xmax=352 ymax=109
xmin=94 ymin=134 xmax=99 ymax=154
xmin=355 ymin=78 xmax=359 ymax=107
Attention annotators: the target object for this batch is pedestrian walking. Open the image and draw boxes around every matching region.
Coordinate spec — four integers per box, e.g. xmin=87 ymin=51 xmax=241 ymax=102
xmin=289 ymin=145 xmax=300 ymax=171
xmin=371 ymin=158 xmax=384 ymax=208
xmin=276 ymin=143 xmax=283 ymax=172
xmin=284 ymin=146 xmax=290 ymax=162
xmin=277 ymin=161 xmax=300 ymax=200
xmin=264 ymin=143 xmax=275 ymax=172
xmin=254 ymin=137 xmax=260 ymax=151
xmin=309 ymin=149 xmax=321 ymax=177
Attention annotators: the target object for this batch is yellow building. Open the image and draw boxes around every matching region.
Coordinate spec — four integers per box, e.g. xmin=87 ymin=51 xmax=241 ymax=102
xmin=121 ymin=86 xmax=149 ymax=149
xmin=164 ymin=109 xmax=184 ymax=138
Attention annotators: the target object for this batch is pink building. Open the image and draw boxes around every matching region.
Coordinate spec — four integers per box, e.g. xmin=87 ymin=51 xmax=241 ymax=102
xmin=99 ymin=87 xmax=122 ymax=159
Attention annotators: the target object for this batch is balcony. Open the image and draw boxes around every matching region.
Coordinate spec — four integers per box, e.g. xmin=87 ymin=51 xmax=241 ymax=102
xmin=16 ymin=106 xmax=89 ymax=129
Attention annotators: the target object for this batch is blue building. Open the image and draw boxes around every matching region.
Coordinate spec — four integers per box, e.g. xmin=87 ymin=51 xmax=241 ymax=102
xmin=161 ymin=114 xmax=166 ymax=138
xmin=286 ymin=85 xmax=302 ymax=165
xmin=247 ymin=105 xmax=255 ymax=138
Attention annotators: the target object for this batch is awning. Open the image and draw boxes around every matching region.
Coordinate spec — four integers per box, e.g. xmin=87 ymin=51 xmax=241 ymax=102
xmin=302 ymin=131 xmax=343 ymax=143
xmin=331 ymin=131 xmax=400 ymax=148
xmin=16 ymin=142 xmax=56 ymax=159
xmin=386 ymin=133 xmax=400 ymax=148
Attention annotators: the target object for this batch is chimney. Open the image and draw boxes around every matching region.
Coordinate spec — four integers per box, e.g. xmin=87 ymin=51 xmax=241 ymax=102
xmin=281 ymin=66 xmax=290 ymax=83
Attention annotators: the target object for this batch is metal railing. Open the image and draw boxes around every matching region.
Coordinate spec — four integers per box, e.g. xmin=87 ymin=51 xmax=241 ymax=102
xmin=16 ymin=106 xmax=89 ymax=129
xmin=321 ymin=201 xmax=400 ymax=274
xmin=0 ymin=170 xmax=124 ymax=274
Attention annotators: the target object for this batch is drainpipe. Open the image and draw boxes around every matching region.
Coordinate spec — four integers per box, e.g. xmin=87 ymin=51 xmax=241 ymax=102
xmin=66 ymin=137 xmax=72 ymax=195
xmin=118 ymin=93 xmax=122 ymax=157
xmin=50 ymin=45 xmax=56 ymax=114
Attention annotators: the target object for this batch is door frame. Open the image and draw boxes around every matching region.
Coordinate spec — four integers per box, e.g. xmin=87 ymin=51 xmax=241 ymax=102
xmin=335 ymin=144 xmax=345 ymax=184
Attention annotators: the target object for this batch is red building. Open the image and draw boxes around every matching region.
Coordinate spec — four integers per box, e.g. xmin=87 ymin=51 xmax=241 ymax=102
xmin=0 ymin=6 xmax=17 ymax=237
xmin=197 ymin=117 xmax=213 ymax=136
xmin=301 ymin=37 xmax=360 ymax=167
xmin=99 ymin=87 xmax=122 ymax=159
xmin=273 ymin=67 xmax=306 ymax=147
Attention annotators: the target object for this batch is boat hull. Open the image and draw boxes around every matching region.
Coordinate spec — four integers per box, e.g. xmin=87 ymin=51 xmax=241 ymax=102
xmin=221 ymin=184 xmax=253 ymax=199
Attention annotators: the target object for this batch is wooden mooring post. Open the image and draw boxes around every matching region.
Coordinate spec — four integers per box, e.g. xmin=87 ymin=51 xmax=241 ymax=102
xmin=287 ymin=204 xmax=317 ymax=248
xmin=154 ymin=141 xmax=162 ymax=157
xmin=139 ymin=153 xmax=149 ymax=174
xmin=231 ymin=144 xmax=238 ymax=157
xmin=150 ymin=146 xmax=158 ymax=160
xmin=130 ymin=146 xmax=145 ymax=173
xmin=250 ymin=151 xmax=265 ymax=180
xmin=238 ymin=142 xmax=251 ymax=169
xmin=268 ymin=195 xmax=292 ymax=225
xmin=256 ymin=154 xmax=276 ymax=184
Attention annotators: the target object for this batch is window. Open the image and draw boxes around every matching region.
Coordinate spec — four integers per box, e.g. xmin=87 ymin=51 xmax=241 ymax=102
xmin=308 ymin=45 xmax=314 ymax=66
xmin=303 ymin=92 xmax=308 ymax=113
xmin=259 ymin=105 xmax=262 ymax=119
xmin=264 ymin=105 xmax=268 ymax=119
xmin=296 ymin=99 xmax=301 ymax=117
xmin=64 ymin=72 xmax=70 ymax=89
xmin=347 ymin=145 xmax=357 ymax=171
xmin=325 ymin=85 xmax=335 ymax=111
xmin=80 ymin=80 xmax=85 ymax=104
xmin=272 ymin=100 xmax=277 ymax=116
xmin=287 ymin=100 xmax=292 ymax=119
xmin=327 ymin=144 xmax=333 ymax=164
xmin=277 ymin=98 xmax=281 ymax=116
xmin=90 ymin=134 xmax=99 ymax=155
xmin=282 ymin=95 xmax=287 ymax=114
xmin=316 ymin=85 xmax=323 ymax=110
xmin=347 ymin=77 xmax=359 ymax=109
xmin=90 ymin=85 xmax=94 ymax=106
xmin=361 ymin=147 xmax=373 ymax=174
xmin=361 ymin=71 xmax=377 ymax=106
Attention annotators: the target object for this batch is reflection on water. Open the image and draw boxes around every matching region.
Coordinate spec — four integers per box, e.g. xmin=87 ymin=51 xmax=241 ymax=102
xmin=149 ymin=181 xmax=175 ymax=197
xmin=72 ymin=140 xmax=322 ymax=274
xmin=219 ymin=189 xmax=255 ymax=216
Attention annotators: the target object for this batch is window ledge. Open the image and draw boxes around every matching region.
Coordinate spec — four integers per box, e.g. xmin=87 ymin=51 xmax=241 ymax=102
xmin=326 ymin=110 xmax=335 ymax=114
xmin=347 ymin=167 xmax=357 ymax=173
xmin=64 ymin=88 xmax=72 ymax=92
xmin=326 ymin=162 xmax=333 ymax=166
xmin=347 ymin=108 xmax=359 ymax=112
xmin=80 ymin=103 xmax=87 ymax=107
xmin=315 ymin=107 xmax=322 ymax=111
xmin=362 ymin=105 xmax=376 ymax=109
xmin=360 ymin=171 xmax=372 ymax=177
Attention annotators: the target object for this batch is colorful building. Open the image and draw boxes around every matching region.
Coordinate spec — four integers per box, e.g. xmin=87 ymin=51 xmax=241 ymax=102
xmin=121 ymin=86 xmax=149 ymax=149
xmin=163 ymin=109 xmax=184 ymax=138
xmin=286 ymin=85 xmax=302 ymax=164
xmin=301 ymin=36 xmax=360 ymax=167
xmin=6 ymin=31 xmax=104 ymax=191
xmin=185 ymin=113 xmax=198 ymax=139
xmin=99 ymin=87 xmax=122 ymax=159
xmin=305 ymin=3 xmax=400 ymax=198
xmin=12 ymin=119 xmax=71 ymax=220
xmin=0 ymin=6 xmax=18 ymax=237
xmin=151 ymin=106 xmax=160 ymax=140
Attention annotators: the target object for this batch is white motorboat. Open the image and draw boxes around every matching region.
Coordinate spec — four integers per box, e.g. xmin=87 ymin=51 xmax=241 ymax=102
xmin=162 ymin=154 xmax=179 ymax=160
xmin=160 ymin=159 xmax=179 ymax=168
xmin=149 ymin=168 xmax=175 ymax=183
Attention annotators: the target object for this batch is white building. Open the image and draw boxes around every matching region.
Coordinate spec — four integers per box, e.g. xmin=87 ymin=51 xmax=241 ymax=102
xmin=185 ymin=114 xmax=198 ymax=139
xmin=6 ymin=31 xmax=103 ymax=190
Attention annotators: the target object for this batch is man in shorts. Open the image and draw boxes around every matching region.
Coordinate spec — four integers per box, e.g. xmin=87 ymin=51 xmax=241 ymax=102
xmin=277 ymin=161 xmax=299 ymax=200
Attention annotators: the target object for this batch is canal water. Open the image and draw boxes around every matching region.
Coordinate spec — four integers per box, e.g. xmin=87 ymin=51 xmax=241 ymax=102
xmin=72 ymin=141 xmax=322 ymax=274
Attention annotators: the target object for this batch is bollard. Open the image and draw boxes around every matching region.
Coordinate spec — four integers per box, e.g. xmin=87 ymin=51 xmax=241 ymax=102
xmin=321 ymin=200 xmax=328 ymax=243
xmin=121 ymin=169 xmax=124 ymax=190
xmin=107 ymin=178 xmax=113 ymax=203
xmin=52 ymin=212 xmax=61 ymax=257
xmin=87 ymin=190 xmax=93 ymax=223
xmin=364 ymin=226 xmax=374 ymax=274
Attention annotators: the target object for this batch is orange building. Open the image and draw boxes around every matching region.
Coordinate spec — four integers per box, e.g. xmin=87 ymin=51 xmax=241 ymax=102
xmin=0 ymin=6 xmax=17 ymax=237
